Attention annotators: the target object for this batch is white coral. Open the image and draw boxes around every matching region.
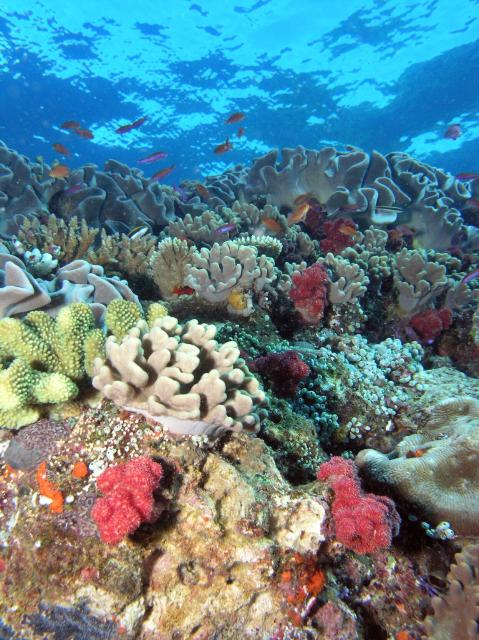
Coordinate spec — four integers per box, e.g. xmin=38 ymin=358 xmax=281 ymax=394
xmin=92 ymin=315 xmax=265 ymax=437
xmin=184 ymin=241 xmax=275 ymax=304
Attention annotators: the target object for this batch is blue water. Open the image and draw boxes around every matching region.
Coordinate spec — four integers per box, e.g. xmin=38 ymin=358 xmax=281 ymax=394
xmin=0 ymin=0 xmax=478 ymax=182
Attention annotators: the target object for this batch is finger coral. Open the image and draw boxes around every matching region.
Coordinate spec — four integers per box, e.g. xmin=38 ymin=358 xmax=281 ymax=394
xmin=92 ymin=314 xmax=265 ymax=436
xmin=184 ymin=240 xmax=275 ymax=316
xmin=317 ymin=456 xmax=400 ymax=554
xmin=0 ymin=303 xmax=101 ymax=428
xmin=91 ymin=456 xmax=164 ymax=544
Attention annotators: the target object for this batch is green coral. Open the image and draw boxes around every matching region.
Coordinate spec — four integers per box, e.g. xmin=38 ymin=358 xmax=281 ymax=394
xmin=0 ymin=303 xmax=103 ymax=429
xmin=105 ymin=299 xmax=144 ymax=340
xmin=146 ymin=302 xmax=168 ymax=326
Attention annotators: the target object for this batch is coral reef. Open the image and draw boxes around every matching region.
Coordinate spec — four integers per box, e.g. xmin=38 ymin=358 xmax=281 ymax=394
xmin=289 ymin=262 xmax=329 ymax=324
xmin=2 ymin=137 xmax=479 ymax=640
xmin=184 ymin=240 xmax=275 ymax=316
xmin=250 ymin=350 xmax=311 ymax=397
xmin=0 ymin=303 xmax=101 ymax=428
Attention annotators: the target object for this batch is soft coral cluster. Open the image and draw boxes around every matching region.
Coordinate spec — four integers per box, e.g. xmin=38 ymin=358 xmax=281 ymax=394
xmin=91 ymin=456 xmax=164 ymax=544
xmin=319 ymin=218 xmax=358 ymax=254
xmin=289 ymin=262 xmax=329 ymax=324
xmin=317 ymin=456 xmax=400 ymax=554
xmin=408 ymin=307 xmax=452 ymax=344
xmin=250 ymin=350 xmax=310 ymax=397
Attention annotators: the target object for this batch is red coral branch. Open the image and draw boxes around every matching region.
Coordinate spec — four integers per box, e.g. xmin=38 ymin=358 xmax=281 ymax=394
xmin=91 ymin=456 xmax=164 ymax=544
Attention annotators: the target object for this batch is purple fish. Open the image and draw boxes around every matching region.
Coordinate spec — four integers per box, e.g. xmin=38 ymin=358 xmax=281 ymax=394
xmin=115 ymin=116 xmax=148 ymax=134
xmin=215 ymin=223 xmax=237 ymax=235
xmin=462 ymin=268 xmax=479 ymax=285
xmin=64 ymin=184 xmax=84 ymax=195
xmin=137 ymin=150 xmax=168 ymax=164
xmin=172 ymin=184 xmax=189 ymax=202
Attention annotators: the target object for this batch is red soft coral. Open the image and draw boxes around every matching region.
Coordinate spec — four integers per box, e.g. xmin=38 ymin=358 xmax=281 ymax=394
xmin=409 ymin=307 xmax=452 ymax=344
xmin=250 ymin=350 xmax=310 ymax=397
xmin=317 ymin=457 xmax=400 ymax=554
xmin=320 ymin=218 xmax=358 ymax=254
xmin=92 ymin=456 xmax=163 ymax=544
xmin=289 ymin=263 xmax=329 ymax=324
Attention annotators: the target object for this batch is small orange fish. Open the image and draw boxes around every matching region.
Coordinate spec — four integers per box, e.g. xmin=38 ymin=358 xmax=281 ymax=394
xmin=225 ymin=112 xmax=245 ymax=124
xmin=261 ymin=216 xmax=283 ymax=234
xmin=196 ymin=183 xmax=211 ymax=199
xmin=288 ymin=202 xmax=310 ymax=225
xmin=214 ymin=139 xmax=233 ymax=154
xmin=60 ymin=120 xmax=80 ymax=130
xmin=73 ymin=128 xmax=94 ymax=139
xmin=338 ymin=223 xmax=358 ymax=237
xmin=173 ymin=285 xmax=195 ymax=296
xmin=52 ymin=142 xmax=70 ymax=156
xmin=150 ymin=164 xmax=176 ymax=181
xmin=49 ymin=164 xmax=70 ymax=179
xmin=237 ymin=126 xmax=245 ymax=137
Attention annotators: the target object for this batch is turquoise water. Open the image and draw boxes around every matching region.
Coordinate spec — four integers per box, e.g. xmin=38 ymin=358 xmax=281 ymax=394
xmin=0 ymin=0 xmax=478 ymax=181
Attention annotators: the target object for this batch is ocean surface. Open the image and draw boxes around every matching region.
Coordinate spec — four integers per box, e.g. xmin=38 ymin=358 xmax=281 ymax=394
xmin=0 ymin=0 xmax=478 ymax=182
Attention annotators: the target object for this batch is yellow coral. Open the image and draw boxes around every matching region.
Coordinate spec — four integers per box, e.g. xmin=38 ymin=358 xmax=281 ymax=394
xmin=227 ymin=290 xmax=249 ymax=312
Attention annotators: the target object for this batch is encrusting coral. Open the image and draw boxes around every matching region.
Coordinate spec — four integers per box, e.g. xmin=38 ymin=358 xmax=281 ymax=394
xmin=92 ymin=314 xmax=265 ymax=436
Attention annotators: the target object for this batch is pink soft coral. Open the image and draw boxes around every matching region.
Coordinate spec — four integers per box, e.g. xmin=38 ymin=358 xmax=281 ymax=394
xmin=289 ymin=262 xmax=329 ymax=324
xmin=92 ymin=456 xmax=164 ymax=544
xmin=317 ymin=457 xmax=400 ymax=554
xmin=409 ymin=307 xmax=452 ymax=345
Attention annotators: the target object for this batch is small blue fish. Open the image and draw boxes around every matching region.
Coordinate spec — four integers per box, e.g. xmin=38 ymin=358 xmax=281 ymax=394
xmin=215 ymin=223 xmax=237 ymax=235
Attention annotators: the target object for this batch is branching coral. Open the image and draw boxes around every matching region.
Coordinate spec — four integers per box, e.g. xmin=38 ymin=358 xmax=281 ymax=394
xmin=16 ymin=214 xmax=99 ymax=264
xmin=92 ymin=314 xmax=265 ymax=436
xmin=320 ymin=253 xmax=369 ymax=305
xmin=150 ymin=237 xmax=195 ymax=299
xmin=86 ymin=228 xmax=157 ymax=281
xmin=393 ymin=248 xmax=448 ymax=314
